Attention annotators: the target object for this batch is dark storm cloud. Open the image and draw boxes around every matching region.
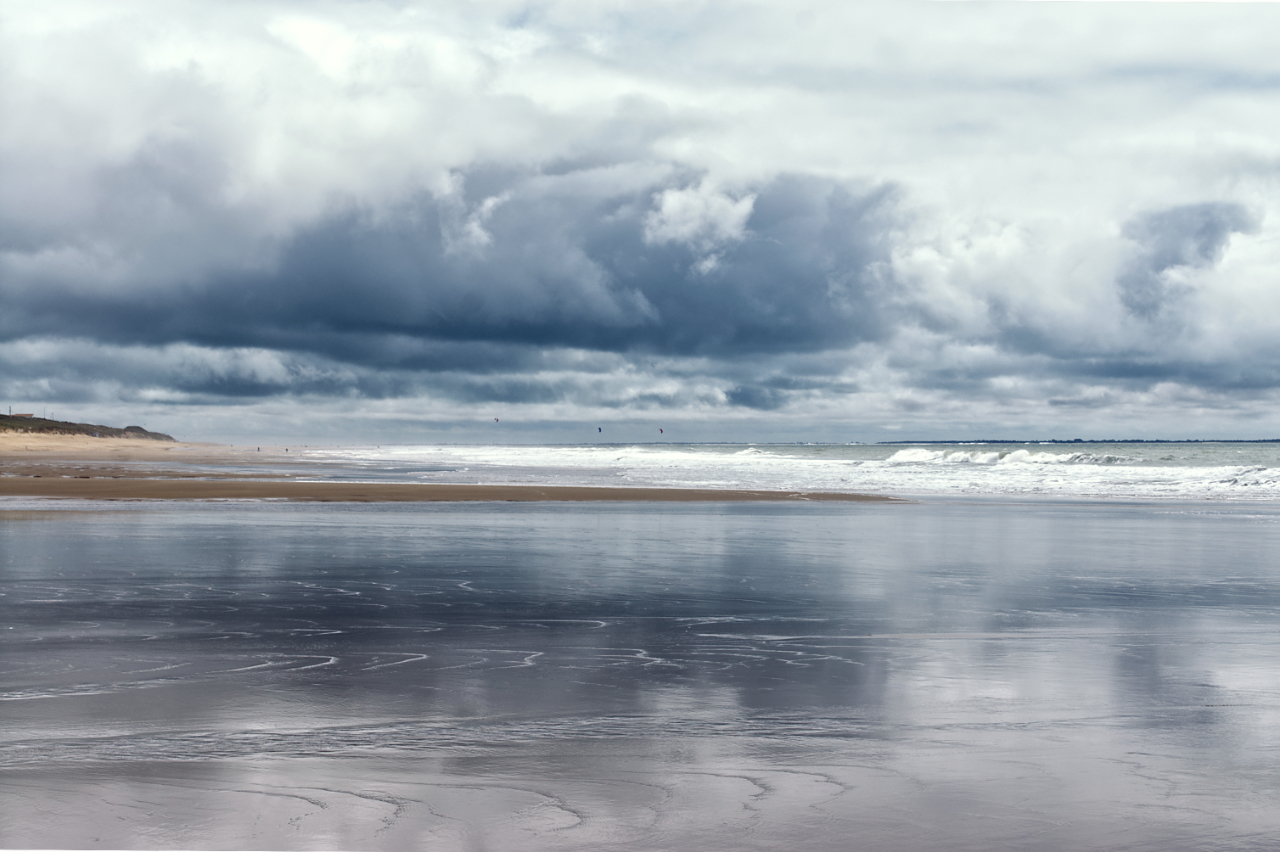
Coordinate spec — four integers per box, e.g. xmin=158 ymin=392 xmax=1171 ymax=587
xmin=0 ymin=169 xmax=901 ymax=365
xmin=249 ymin=172 xmax=897 ymax=359
xmin=725 ymin=385 xmax=788 ymax=411
xmin=725 ymin=372 xmax=859 ymax=411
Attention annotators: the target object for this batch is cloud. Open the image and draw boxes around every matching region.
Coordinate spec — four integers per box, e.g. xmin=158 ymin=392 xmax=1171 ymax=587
xmin=644 ymin=182 xmax=755 ymax=252
xmin=1 ymin=166 xmax=902 ymax=360
xmin=5 ymin=0 xmax=1280 ymax=440
xmin=1117 ymin=202 xmax=1260 ymax=319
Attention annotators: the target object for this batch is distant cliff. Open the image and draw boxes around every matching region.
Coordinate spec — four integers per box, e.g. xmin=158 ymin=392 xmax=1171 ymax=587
xmin=0 ymin=415 xmax=175 ymax=442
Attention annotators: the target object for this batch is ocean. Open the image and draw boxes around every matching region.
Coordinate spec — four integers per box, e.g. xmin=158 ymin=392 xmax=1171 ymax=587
xmin=292 ymin=440 xmax=1280 ymax=501
xmin=4 ymin=443 xmax=1280 ymax=850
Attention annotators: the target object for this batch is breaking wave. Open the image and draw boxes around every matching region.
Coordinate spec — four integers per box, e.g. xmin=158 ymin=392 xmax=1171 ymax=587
xmin=294 ymin=442 xmax=1280 ymax=501
xmin=886 ymin=449 xmax=1136 ymax=465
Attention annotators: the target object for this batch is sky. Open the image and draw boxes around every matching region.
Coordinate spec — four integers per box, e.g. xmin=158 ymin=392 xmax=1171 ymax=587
xmin=3 ymin=0 xmax=1280 ymax=444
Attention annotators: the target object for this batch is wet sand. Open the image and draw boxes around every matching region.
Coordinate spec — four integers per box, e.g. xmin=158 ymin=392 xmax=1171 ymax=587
xmin=0 ymin=434 xmax=890 ymax=502
xmin=6 ymin=499 xmax=1279 ymax=850
xmin=0 ymin=478 xmax=889 ymax=502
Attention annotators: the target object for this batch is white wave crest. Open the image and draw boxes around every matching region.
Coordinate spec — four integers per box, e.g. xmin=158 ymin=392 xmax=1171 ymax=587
xmin=998 ymin=450 xmax=1135 ymax=465
xmin=887 ymin=448 xmax=1136 ymax=466
xmin=886 ymin=448 xmax=950 ymax=463
xmin=302 ymin=443 xmax=1280 ymax=501
xmin=1215 ymin=466 xmax=1280 ymax=488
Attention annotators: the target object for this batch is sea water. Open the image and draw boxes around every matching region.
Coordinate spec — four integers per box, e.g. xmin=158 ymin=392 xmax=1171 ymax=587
xmin=280 ymin=441 xmax=1280 ymax=501
xmin=4 ymin=497 xmax=1280 ymax=850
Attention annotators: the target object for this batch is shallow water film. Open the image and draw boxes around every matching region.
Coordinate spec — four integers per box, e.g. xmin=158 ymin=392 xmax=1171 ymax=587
xmin=4 ymin=500 xmax=1280 ymax=851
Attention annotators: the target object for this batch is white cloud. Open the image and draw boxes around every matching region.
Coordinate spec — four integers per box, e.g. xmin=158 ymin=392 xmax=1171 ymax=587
xmin=644 ymin=183 xmax=755 ymax=250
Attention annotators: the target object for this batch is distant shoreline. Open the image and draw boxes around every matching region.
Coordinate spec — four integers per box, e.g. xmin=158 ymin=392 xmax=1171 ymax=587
xmin=876 ymin=439 xmax=1280 ymax=444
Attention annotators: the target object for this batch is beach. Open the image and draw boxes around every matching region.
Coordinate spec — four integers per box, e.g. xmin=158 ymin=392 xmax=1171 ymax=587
xmin=0 ymin=434 xmax=888 ymax=502
xmin=10 ymin=0 xmax=1280 ymax=847
xmin=6 ymin=438 xmax=1280 ymax=850
xmin=5 ymin=495 xmax=1280 ymax=851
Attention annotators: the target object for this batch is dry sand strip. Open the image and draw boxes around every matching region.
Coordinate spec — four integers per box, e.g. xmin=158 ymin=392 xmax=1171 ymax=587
xmin=0 ymin=478 xmax=893 ymax=503
xmin=0 ymin=433 xmax=266 ymax=463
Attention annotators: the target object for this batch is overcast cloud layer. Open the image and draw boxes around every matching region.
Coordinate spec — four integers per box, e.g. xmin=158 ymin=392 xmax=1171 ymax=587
xmin=3 ymin=0 xmax=1280 ymax=442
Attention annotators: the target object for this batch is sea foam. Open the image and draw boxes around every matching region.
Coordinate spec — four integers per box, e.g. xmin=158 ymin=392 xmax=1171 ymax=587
xmin=293 ymin=442 xmax=1280 ymax=501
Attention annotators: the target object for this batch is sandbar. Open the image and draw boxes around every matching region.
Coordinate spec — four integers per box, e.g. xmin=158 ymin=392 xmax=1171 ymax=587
xmin=0 ymin=434 xmax=893 ymax=503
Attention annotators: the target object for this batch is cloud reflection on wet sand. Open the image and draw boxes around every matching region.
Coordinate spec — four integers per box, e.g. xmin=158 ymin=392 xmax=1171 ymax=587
xmin=3 ymin=500 xmax=1280 ymax=850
